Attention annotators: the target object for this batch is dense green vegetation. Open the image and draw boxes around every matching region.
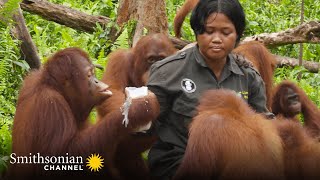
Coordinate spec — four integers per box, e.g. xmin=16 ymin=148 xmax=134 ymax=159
xmin=0 ymin=0 xmax=319 ymax=175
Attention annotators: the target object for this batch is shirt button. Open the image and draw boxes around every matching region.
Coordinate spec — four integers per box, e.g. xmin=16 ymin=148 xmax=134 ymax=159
xmin=180 ymin=52 xmax=186 ymax=57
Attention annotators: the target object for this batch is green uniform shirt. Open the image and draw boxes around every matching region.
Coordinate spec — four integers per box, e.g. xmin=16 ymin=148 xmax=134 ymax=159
xmin=147 ymin=45 xmax=269 ymax=178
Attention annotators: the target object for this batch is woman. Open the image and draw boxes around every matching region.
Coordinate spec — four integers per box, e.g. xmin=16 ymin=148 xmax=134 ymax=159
xmin=147 ymin=0 xmax=272 ymax=179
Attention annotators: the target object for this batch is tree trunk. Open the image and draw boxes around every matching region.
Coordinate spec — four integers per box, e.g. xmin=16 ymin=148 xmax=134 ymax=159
xmin=1 ymin=0 xmax=41 ymax=69
xmin=116 ymin=0 xmax=168 ymax=46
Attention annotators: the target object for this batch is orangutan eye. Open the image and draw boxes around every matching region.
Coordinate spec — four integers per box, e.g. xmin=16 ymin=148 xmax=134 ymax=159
xmin=147 ymin=56 xmax=166 ymax=64
xmin=147 ymin=57 xmax=157 ymax=64
xmin=87 ymin=65 xmax=96 ymax=78
xmin=88 ymin=71 xmax=92 ymax=78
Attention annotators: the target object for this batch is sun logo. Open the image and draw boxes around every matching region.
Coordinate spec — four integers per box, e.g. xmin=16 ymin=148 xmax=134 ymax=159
xmin=86 ymin=154 xmax=104 ymax=172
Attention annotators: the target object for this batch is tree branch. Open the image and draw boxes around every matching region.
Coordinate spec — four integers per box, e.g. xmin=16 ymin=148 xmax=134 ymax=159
xmin=171 ymin=21 xmax=320 ymax=49
xmin=20 ymin=0 xmax=111 ymax=33
xmin=12 ymin=5 xmax=41 ymax=69
xmin=1 ymin=0 xmax=41 ymax=69
xmin=21 ymin=0 xmax=123 ymax=52
xmin=242 ymin=21 xmax=320 ymax=46
xmin=275 ymin=55 xmax=319 ymax=73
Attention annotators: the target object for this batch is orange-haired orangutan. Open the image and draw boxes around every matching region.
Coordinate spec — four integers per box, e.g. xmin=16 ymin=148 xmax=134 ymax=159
xmin=174 ymin=89 xmax=320 ymax=180
xmin=233 ymin=41 xmax=277 ymax=110
xmin=274 ymin=118 xmax=320 ymax=180
xmin=272 ymin=80 xmax=320 ymax=140
xmin=10 ymin=48 xmax=159 ymax=180
xmin=173 ymin=89 xmax=285 ymax=180
xmin=97 ymin=33 xmax=177 ymax=179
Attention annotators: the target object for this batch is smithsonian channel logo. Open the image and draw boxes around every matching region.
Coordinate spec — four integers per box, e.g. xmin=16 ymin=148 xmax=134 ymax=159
xmin=10 ymin=153 xmax=104 ymax=172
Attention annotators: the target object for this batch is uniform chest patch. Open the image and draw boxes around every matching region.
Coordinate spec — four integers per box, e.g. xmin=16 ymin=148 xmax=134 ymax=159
xmin=238 ymin=91 xmax=249 ymax=100
xmin=181 ymin=78 xmax=196 ymax=93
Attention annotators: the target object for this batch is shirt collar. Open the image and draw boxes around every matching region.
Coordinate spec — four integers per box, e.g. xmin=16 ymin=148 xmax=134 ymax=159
xmin=193 ymin=45 xmax=208 ymax=67
xmin=193 ymin=45 xmax=244 ymax=76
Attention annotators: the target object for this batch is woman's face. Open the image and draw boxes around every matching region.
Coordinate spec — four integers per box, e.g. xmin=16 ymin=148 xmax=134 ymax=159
xmin=197 ymin=13 xmax=237 ymax=63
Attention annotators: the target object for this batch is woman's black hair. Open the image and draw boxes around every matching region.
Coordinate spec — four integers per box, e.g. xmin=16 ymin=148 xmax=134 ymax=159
xmin=190 ymin=0 xmax=246 ymax=43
